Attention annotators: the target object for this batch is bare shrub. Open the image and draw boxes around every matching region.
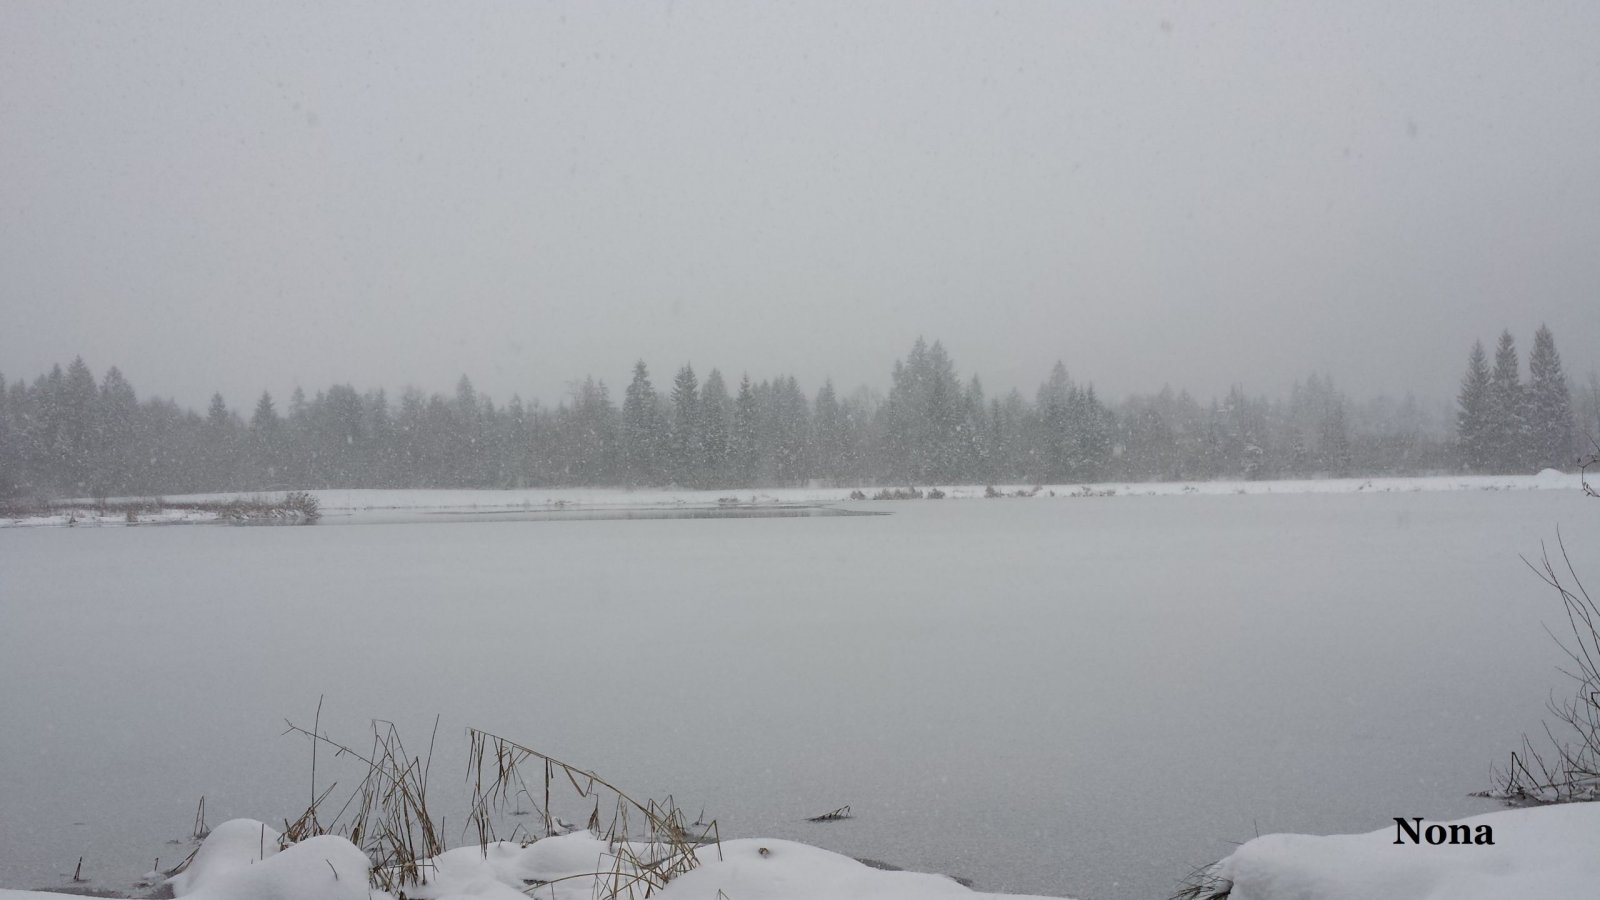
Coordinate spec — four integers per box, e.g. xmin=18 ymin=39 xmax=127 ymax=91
xmin=1481 ymin=530 xmax=1600 ymax=805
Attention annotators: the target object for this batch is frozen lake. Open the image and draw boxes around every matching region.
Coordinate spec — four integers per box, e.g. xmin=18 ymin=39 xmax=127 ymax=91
xmin=1 ymin=488 xmax=1595 ymax=899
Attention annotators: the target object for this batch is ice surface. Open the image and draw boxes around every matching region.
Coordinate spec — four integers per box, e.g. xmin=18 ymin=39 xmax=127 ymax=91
xmin=0 ymin=487 xmax=1594 ymax=898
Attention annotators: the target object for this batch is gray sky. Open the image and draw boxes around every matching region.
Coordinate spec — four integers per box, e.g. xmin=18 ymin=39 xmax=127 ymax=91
xmin=3 ymin=1 xmax=1597 ymax=411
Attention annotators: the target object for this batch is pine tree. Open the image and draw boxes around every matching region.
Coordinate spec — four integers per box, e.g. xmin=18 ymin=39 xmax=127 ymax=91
xmin=622 ymin=361 xmax=664 ymax=485
xmin=961 ymin=375 xmax=988 ymax=482
xmin=698 ymin=369 xmax=730 ymax=486
xmin=1584 ymin=374 xmax=1600 ymax=451
xmin=1527 ymin=324 xmax=1576 ymax=470
xmin=767 ymin=375 xmax=810 ymax=485
xmin=96 ymin=367 xmax=140 ymax=496
xmin=730 ymin=374 xmax=760 ymax=485
xmin=561 ymin=377 xmax=618 ymax=484
xmin=0 ymin=373 xmax=13 ymax=497
xmin=1036 ymin=362 xmax=1074 ymax=483
xmin=883 ymin=339 xmax=928 ymax=482
xmin=503 ymin=395 xmax=531 ymax=488
xmin=812 ymin=380 xmax=846 ymax=483
xmin=1488 ymin=331 xmax=1528 ymax=471
xmin=1456 ymin=341 xmax=1493 ymax=471
xmin=251 ymin=391 xmax=279 ymax=430
xmin=53 ymin=357 xmax=100 ymax=494
xmin=669 ymin=364 xmax=700 ymax=486
xmin=246 ymin=392 xmax=282 ymax=487
xmin=922 ymin=341 xmax=962 ymax=482
xmin=203 ymin=393 xmax=240 ymax=490
xmin=451 ymin=375 xmax=488 ymax=487
xmin=1320 ymin=398 xmax=1351 ymax=477
xmin=1080 ymin=384 xmax=1115 ymax=480
xmin=1219 ymin=385 xmax=1262 ymax=479
xmin=366 ymin=389 xmax=398 ymax=487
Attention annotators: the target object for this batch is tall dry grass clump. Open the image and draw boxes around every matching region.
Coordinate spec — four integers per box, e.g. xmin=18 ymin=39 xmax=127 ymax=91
xmin=465 ymin=729 xmax=719 ymax=899
xmin=265 ymin=707 xmax=716 ymax=898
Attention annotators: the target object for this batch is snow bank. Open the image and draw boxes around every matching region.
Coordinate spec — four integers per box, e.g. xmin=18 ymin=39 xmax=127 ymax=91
xmin=407 ymin=834 xmax=1072 ymax=900
xmin=0 ymin=508 xmax=218 ymax=528
xmin=297 ymin=473 xmax=1581 ymax=513
xmin=1210 ymin=803 xmax=1600 ymax=900
xmin=0 ymin=825 xmax=1072 ymax=900
xmin=15 ymin=805 xmax=1600 ymax=900
xmin=11 ymin=472 xmax=1579 ymax=528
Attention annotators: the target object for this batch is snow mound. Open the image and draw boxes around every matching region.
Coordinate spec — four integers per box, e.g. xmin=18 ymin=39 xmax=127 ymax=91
xmin=0 ymin=825 xmax=1063 ymax=900
xmin=414 ymin=835 xmax=612 ymax=900
xmin=1211 ymin=803 xmax=1600 ymax=900
xmin=165 ymin=819 xmax=368 ymax=900
xmin=168 ymin=818 xmax=283 ymax=895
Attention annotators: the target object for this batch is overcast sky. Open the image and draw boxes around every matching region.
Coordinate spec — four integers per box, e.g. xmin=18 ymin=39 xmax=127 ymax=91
xmin=2 ymin=1 xmax=1597 ymax=411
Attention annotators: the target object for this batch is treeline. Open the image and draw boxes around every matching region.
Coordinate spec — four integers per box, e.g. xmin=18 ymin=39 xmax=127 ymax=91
xmin=1 ymin=336 xmax=1593 ymax=499
xmin=1455 ymin=326 xmax=1583 ymax=474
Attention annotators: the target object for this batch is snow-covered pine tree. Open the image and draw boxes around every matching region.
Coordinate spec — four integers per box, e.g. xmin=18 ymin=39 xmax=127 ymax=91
xmin=883 ymin=338 xmax=930 ymax=482
xmin=622 ymin=361 xmax=664 ymax=486
xmin=669 ymin=364 xmax=700 ymax=486
xmin=1488 ymin=331 xmax=1528 ymax=472
xmin=202 ymin=392 xmax=241 ymax=491
xmin=1080 ymin=384 xmax=1115 ymax=481
xmin=95 ymin=367 xmax=140 ymax=496
xmin=961 ymin=375 xmax=988 ymax=484
xmin=730 ymin=374 xmax=760 ymax=486
xmin=922 ymin=341 xmax=963 ymax=483
xmin=364 ymin=388 xmax=398 ymax=488
xmin=1457 ymin=340 xmax=1493 ymax=471
xmin=698 ymin=369 xmax=730 ymax=486
xmin=1320 ymin=398 xmax=1352 ymax=478
xmin=0 ymin=373 xmax=14 ymax=497
xmin=1528 ymin=325 xmax=1576 ymax=471
xmin=562 ymin=377 xmax=619 ymax=485
xmin=769 ymin=375 xmax=810 ymax=485
xmin=248 ymin=391 xmax=281 ymax=488
xmin=813 ymin=379 xmax=846 ymax=484
xmin=1036 ymin=362 xmax=1075 ymax=483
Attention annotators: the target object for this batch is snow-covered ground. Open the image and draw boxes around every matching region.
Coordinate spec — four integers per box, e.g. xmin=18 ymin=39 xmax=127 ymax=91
xmin=0 ymin=507 xmax=221 ymax=528
xmin=230 ymin=470 xmax=1591 ymax=514
xmin=1209 ymin=802 xmax=1600 ymax=900
xmin=0 ymin=818 xmax=1070 ymax=900
xmin=7 ymin=469 xmax=1580 ymax=528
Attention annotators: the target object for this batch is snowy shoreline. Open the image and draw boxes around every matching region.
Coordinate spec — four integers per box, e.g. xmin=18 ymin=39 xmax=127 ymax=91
xmin=8 ymin=804 xmax=1600 ymax=900
xmin=3 ymin=471 xmax=1581 ymax=528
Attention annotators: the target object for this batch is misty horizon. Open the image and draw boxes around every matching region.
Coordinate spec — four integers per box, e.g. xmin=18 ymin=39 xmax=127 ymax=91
xmin=0 ymin=325 xmax=1575 ymax=418
xmin=3 ymin=2 xmax=1597 ymax=411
